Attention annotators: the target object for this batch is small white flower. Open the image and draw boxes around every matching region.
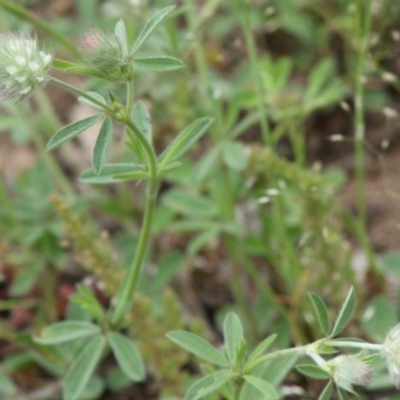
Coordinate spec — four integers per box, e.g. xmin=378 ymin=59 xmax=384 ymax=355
xmin=0 ymin=32 xmax=52 ymax=101
xmin=327 ymin=355 xmax=373 ymax=393
xmin=382 ymin=323 xmax=400 ymax=388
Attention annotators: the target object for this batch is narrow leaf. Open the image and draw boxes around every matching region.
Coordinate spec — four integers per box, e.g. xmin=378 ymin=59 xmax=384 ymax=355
xmin=80 ymin=164 xmax=147 ymax=184
xmin=78 ymin=92 xmax=107 ymax=110
xmin=52 ymin=59 xmax=104 ymax=78
xmin=158 ymin=161 xmax=182 ymax=176
xmin=63 ymin=334 xmax=106 ymax=400
xmin=70 ymin=284 xmax=105 ymax=323
xmin=114 ymin=20 xmax=128 ymax=56
xmin=185 ymin=370 xmax=233 ymax=400
xmin=221 ymin=141 xmax=248 ymax=171
xmin=296 ymin=364 xmax=331 ymax=380
xmin=92 ymin=117 xmax=113 ymax=174
xmin=162 ymin=190 xmax=217 ymax=217
xmin=159 ymin=117 xmax=213 ymax=168
xmin=34 ymin=321 xmax=100 ymax=345
xmin=46 ymin=114 xmax=103 ymax=151
xmin=131 ymin=102 xmax=152 ymax=144
xmin=337 ymin=386 xmax=350 ymax=400
xmin=244 ymin=334 xmax=277 ymax=372
xmin=319 ymin=380 xmax=334 ymax=400
xmin=107 ymin=332 xmax=145 ymax=381
xmin=133 ymin=56 xmax=184 ymax=71
xmin=52 ymin=59 xmax=80 ymax=70
xmin=92 ymin=117 xmax=112 ymax=174
xmin=223 ymin=312 xmax=244 ymax=364
xmin=308 ymin=293 xmax=330 ymax=335
xmin=166 ymin=331 xmax=229 ymax=367
xmin=131 ymin=6 xmax=176 ymax=55
xmin=331 ymin=286 xmax=355 ymax=337
xmin=243 ymin=375 xmax=278 ymax=399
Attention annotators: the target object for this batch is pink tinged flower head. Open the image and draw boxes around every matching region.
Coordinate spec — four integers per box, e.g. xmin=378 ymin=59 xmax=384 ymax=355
xmin=78 ymin=29 xmax=122 ymax=72
xmin=327 ymin=355 xmax=373 ymax=393
xmin=382 ymin=323 xmax=400 ymax=388
xmin=0 ymin=33 xmax=52 ymax=101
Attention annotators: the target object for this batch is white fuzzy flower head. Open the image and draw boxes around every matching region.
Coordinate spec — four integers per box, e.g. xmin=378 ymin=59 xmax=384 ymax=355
xmin=327 ymin=355 xmax=373 ymax=393
xmin=0 ymin=32 xmax=52 ymax=101
xmin=382 ymin=323 xmax=400 ymax=388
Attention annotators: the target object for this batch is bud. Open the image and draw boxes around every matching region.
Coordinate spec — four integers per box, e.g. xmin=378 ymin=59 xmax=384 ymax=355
xmin=78 ymin=30 xmax=131 ymax=80
xmin=327 ymin=355 xmax=373 ymax=393
xmin=0 ymin=32 xmax=52 ymax=101
xmin=382 ymin=323 xmax=400 ymax=388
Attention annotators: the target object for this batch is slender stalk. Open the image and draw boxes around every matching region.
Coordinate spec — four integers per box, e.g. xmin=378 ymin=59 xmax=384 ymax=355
xmin=235 ymin=0 xmax=271 ymax=146
xmin=325 ymin=340 xmax=382 ymax=352
xmin=353 ymin=0 xmax=370 ymax=227
xmin=49 ymin=77 xmax=113 ymax=113
xmin=49 ymin=75 xmax=159 ymax=326
xmin=110 ymin=116 xmax=159 ymax=327
xmin=183 ymin=0 xmax=209 ymax=111
xmin=244 ymin=346 xmax=305 ymax=373
xmin=352 ymin=0 xmax=382 ymax=283
xmin=126 ymin=79 xmax=135 ymax=114
xmin=0 ymin=0 xmax=80 ymax=57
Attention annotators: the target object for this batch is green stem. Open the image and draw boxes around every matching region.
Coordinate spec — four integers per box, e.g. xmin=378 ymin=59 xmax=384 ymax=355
xmin=110 ymin=117 xmax=159 ymax=327
xmin=49 ymin=77 xmax=113 ymax=113
xmin=353 ymin=0 xmax=369 ymax=228
xmin=324 ymin=340 xmax=382 ymax=352
xmin=126 ymin=79 xmax=135 ymax=114
xmin=244 ymin=346 xmax=305 ymax=374
xmin=352 ymin=0 xmax=381 ymax=283
xmin=0 ymin=0 xmax=80 ymax=57
xmin=183 ymin=0 xmax=209 ymax=111
xmin=50 ymin=74 xmax=159 ymax=326
xmin=235 ymin=0 xmax=271 ymax=146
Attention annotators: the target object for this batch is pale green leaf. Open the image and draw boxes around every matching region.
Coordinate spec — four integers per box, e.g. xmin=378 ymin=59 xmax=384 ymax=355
xmin=319 ymin=380 xmax=334 ymax=400
xmin=34 ymin=321 xmax=100 ymax=345
xmin=244 ymin=334 xmax=277 ymax=373
xmin=131 ymin=6 xmax=176 ymax=55
xmin=223 ymin=312 xmax=244 ymax=364
xmin=46 ymin=114 xmax=103 ymax=151
xmin=221 ymin=141 xmax=248 ymax=171
xmin=92 ymin=117 xmax=113 ymax=174
xmin=185 ymin=370 xmax=233 ymax=400
xmin=114 ymin=19 xmax=128 ymax=56
xmin=331 ymin=286 xmax=355 ymax=337
xmin=166 ymin=331 xmax=229 ymax=367
xmin=80 ymin=164 xmax=148 ymax=184
xmin=296 ymin=364 xmax=331 ymax=380
xmin=243 ymin=375 xmax=278 ymax=399
xmin=308 ymin=292 xmax=330 ymax=335
xmin=107 ymin=332 xmax=145 ymax=381
xmin=159 ymin=118 xmax=213 ymax=169
xmin=131 ymin=102 xmax=152 ymax=144
xmin=63 ymin=335 xmax=106 ymax=400
xmin=133 ymin=56 xmax=184 ymax=71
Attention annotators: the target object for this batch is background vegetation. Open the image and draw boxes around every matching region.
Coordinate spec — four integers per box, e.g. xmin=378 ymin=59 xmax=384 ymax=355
xmin=1 ymin=0 xmax=400 ymax=399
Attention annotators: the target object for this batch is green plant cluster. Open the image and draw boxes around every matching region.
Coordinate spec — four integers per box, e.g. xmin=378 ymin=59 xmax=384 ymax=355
xmin=0 ymin=0 xmax=400 ymax=400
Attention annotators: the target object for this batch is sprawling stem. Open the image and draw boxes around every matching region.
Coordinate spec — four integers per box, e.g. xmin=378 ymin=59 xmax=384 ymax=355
xmin=110 ymin=117 xmax=159 ymax=327
xmin=352 ymin=0 xmax=382 ymax=284
xmin=50 ymin=76 xmax=159 ymax=327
